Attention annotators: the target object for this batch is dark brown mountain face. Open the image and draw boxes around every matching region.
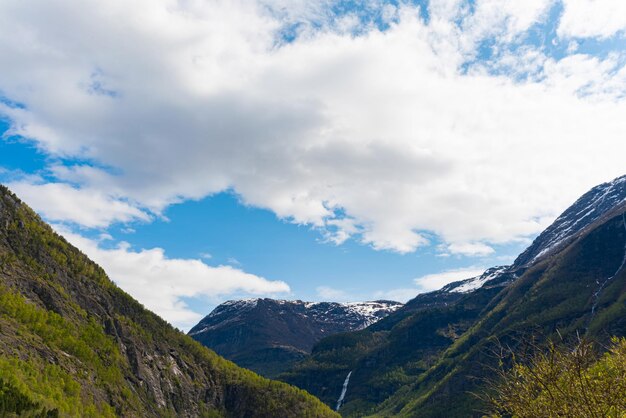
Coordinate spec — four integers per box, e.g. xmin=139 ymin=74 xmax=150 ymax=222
xmin=279 ymin=175 xmax=626 ymax=417
xmin=0 ymin=185 xmax=338 ymax=418
xmin=189 ymin=298 xmax=402 ymax=378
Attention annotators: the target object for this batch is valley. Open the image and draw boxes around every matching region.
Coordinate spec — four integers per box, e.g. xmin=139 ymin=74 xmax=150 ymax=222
xmin=191 ymin=175 xmax=626 ymax=417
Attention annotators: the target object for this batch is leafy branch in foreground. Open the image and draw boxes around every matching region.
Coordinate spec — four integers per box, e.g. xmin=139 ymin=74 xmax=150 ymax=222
xmin=485 ymin=337 xmax=626 ymax=418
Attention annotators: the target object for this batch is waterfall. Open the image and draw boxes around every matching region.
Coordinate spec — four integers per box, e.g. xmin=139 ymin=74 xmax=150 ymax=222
xmin=335 ymin=371 xmax=353 ymax=411
xmin=589 ymin=212 xmax=626 ymax=323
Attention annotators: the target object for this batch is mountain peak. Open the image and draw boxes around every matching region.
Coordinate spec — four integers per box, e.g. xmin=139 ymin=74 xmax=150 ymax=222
xmin=188 ymin=298 xmax=403 ymax=377
xmin=515 ymin=174 xmax=626 ymax=267
xmin=433 ymin=175 xmax=626 ymax=299
xmin=191 ymin=298 xmax=403 ymax=334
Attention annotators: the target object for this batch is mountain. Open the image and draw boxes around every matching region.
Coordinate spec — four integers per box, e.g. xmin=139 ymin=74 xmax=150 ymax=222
xmin=0 ymin=185 xmax=338 ymax=417
xmin=515 ymin=174 xmax=626 ymax=267
xmin=279 ymin=174 xmax=626 ymax=417
xmin=189 ymin=298 xmax=402 ymax=377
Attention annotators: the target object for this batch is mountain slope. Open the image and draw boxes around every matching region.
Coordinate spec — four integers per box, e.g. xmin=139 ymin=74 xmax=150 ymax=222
xmin=189 ymin=298 xmax=402 ymax=377
xmin=515 ymin=175 xmax=626 ymax=267
xmin=0 ymin=185 xmax=338 ymax=417
xmin=376 ymin=208 xmax=626 ymax=417
xmin=280 ymin=175 xmax=626 ymax=417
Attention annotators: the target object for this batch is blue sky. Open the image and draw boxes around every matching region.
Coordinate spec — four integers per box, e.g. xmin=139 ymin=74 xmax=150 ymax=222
xmin=1 ymin=0 xmax=625 ymax=329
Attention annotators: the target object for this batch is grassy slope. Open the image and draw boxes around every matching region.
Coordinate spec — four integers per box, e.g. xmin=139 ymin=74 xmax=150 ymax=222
xmin=373 ymin=211 xmax=626 ymax=417
xmin=281 ymin=285 xmax=503 ymax=416
xmin=0 ymin=185 xmax=338 ymax=418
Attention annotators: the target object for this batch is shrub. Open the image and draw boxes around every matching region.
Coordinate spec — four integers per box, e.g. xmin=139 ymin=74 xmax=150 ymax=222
xmin=487 ymin=337 xmax=626 ymax=417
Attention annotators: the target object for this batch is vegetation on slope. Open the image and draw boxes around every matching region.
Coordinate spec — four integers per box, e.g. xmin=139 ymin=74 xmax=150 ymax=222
xmin=488 ymin=338 xmax=626 ymax=418
xmin=280 ymin=282 xmax=503 ymax=416
xmin=371 ymin=211 xmax=626 ymax=417
xmin=0 ymin=184 xmax=338 ymax=417
xmin=281 ymin=207 xmax=626 ymax=417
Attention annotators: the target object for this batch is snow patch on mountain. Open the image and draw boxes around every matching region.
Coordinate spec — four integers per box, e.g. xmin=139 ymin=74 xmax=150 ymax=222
xmin=189 ymin=298 xmax=403 ymax=337
xmin=517 ymin=175 xmax=626 ymax=266
xmin=445 ymin=266 xmax=509 ymax=293
xmin=344 ymin=301 xmax=403 ymax=328
xmin=439 ymin=266 xmax=510 ymax=294
xmin=431 ymin=175 xmax=626 ymax=299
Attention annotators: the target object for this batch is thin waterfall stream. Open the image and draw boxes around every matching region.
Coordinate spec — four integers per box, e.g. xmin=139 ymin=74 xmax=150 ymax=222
xmin=335 ymin=371 xmax=352 ymax=411
xmin=589 ymin=212 xmax=626 ymax=324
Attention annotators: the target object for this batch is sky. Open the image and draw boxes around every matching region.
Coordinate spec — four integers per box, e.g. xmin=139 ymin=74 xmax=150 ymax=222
xmin=0 ymin=0 xmax=625 ymax=330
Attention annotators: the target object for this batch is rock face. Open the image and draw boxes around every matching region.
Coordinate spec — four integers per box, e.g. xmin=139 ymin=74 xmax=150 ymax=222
xmin=189 ymin=299 xmax=402 ymax=377
xmin=280 ymin=175 xmax=626 ymax=417
xmin=0 ymin=185 xmax=337 ymax=418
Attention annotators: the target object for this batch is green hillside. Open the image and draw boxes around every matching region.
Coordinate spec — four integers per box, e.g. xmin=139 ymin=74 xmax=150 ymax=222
xmin=0 ymin=184 xmax=338 ymax=417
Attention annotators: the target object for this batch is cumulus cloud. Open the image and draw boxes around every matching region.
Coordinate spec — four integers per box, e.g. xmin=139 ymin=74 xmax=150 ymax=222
xmin=9 ymin=181 xmax=150 ymax=228
xmin=559 ymin=0 xmax=626 ymax=39
xmin=54 ymin=227 xmax=290 ymax=329
xmin=445 ymin=242 xmax=495 ymax=257
xmin=0 ymin=0 xmax=625 ymax=254
xmin=373 ymin=287 xmax=424 ymax=303
xmin=316 ymin=286 xmax=352 ymax=302
xmin=413 ymin=266 xmax=487 ymax=292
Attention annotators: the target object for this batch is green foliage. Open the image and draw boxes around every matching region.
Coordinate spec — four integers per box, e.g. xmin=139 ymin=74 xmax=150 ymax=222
xmin=0 ymin=286 xmax=124 ymax=416
xmin=0 ymin=185 xmax=339 ymax=417
xmin=0 ymin=377 xmax=58 ymax=417
xmin=487 ymin=338 xmax=626 ymax=418
xmin=0 ymin=357 xmax=113 ymax=417
xmin=0 ymin=285 xmax=125 ymax=387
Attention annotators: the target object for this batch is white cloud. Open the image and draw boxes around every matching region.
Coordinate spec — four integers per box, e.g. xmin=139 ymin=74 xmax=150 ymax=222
xmin=559 ymin=0 xmax=626 ymax=39
xmin=54 ymin=227 xmax=290 ymax=330
xmin=226 ymin=257 xmax=242 ymax=266
xmin=373 ymin=287 xmax=422 ymax=303
xmin=445 ymin=242 xmax=495 ymax=257
xmin=8 ymin=181 xmax=150 ymax=228
xmin=460 ymin=0 xmax=553 ymax=47
xmin=374 ymin=265 xmax=488 ymax=301
xmin=316 ymin=286 xmax=351 ymax=302
xmin=0 ymin=0 xmax=625 ymax=254
xmin=413 ymin=267 xmax=486 ymax=292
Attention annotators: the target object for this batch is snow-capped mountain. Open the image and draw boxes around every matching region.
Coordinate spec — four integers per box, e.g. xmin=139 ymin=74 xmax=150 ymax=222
xmin=190 ymin=298 xmax=402 ymax=336
xmin=188 ymin=298 xmax=402 ymax=377
xmin=432 ymin=175 xmax=626 ymax=298
xmin=440 ymin=266 xmax=512 ymax=293
xmin=516 ymin=175 xmax=626 ymax=267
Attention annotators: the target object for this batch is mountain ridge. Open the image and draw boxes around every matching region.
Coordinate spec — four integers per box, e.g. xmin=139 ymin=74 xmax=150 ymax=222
xmin=278 ymin=174 xmax=626 ymax=417
xmin=189 ymin=298 xmax=402 ymax=378
xmin=403 ymin=175 xmax=626 ymax=308
xmin=515 ymin=174 xmax=626 ymax=267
